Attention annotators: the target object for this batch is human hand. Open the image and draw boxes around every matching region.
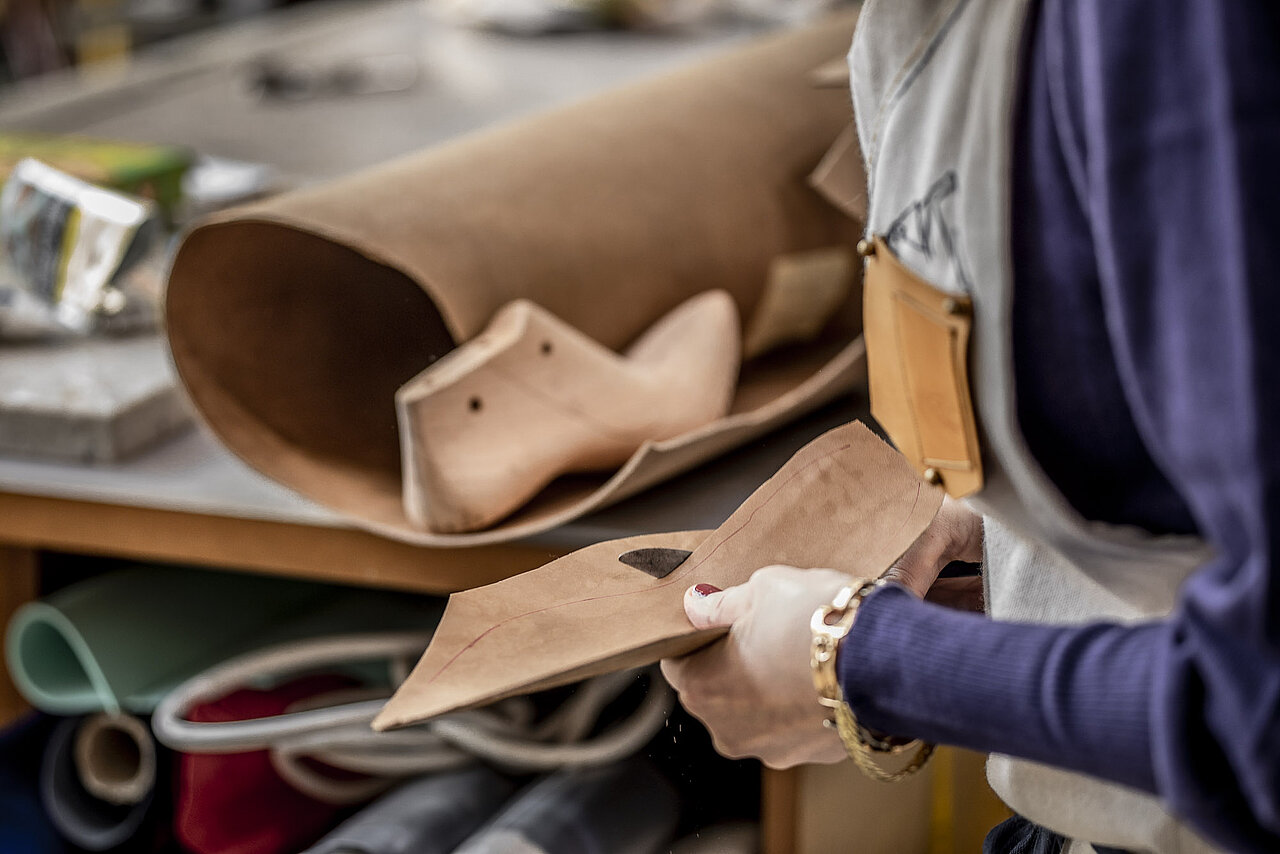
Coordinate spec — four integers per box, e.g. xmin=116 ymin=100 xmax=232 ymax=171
xmin=659 ymin=499 xmax=984 ymax=767
xmin=884 ymin=495 xmax=984 ymax=611
xmin=659 ymin=565 xmax=853 ymax=769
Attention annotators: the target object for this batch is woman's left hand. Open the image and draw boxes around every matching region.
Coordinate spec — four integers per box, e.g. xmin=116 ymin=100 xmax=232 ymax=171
xmin=659 ymin=565 xmax=853 ymax=769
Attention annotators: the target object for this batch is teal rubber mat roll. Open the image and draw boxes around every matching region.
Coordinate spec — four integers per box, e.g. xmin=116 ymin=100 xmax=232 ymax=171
xmin=6 ymin=566 xmax=443 ymax=715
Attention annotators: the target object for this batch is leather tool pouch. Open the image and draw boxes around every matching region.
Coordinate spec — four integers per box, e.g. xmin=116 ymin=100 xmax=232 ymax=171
xmin=862 ymin=236 xmax=983 ymax=498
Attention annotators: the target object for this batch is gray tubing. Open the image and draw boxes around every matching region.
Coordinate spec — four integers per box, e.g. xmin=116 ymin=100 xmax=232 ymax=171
xmin=40 ymin=716 xmax=155 ymax=851
xmin=152 ymin=633 xmax=673 ymax=783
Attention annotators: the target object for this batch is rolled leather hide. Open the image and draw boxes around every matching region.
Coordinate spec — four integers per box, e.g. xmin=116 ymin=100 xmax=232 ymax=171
xmin=165 ymin=10 xmax=865 ymax=546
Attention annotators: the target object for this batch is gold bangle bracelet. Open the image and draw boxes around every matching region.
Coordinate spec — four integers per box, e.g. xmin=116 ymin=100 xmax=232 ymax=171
xmin=810 ymin=579 xmax=935 ymax=782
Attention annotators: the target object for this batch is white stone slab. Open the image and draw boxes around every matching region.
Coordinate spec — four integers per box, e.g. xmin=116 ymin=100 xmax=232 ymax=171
xmin=0 ymin=334 xmax=193 ymax=463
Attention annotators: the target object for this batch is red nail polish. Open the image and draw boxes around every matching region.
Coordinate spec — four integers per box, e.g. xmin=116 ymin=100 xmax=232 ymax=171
xmin=693 ymin=583 xmax=721 ymax=597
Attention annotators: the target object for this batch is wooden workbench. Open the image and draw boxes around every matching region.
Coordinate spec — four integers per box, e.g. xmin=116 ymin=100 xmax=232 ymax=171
xmin=0 ymin=404 xmax=1008 ymax=854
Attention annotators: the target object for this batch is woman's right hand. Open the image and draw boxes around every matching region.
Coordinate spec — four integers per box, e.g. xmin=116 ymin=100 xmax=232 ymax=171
xmin=882 ymin=496 xmax=985 ymax=611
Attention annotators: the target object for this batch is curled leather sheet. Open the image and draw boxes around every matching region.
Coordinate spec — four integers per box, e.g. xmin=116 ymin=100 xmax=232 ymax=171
xmin=374 ymin=421 xmax=942 ymax=729
xmin=166 ymin=10 xmax=865 ymax=546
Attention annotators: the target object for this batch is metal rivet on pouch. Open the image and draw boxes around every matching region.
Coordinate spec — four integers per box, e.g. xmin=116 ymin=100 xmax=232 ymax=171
xmin=923 ymin=467 xmax=943 ymax=486
xmin=856 ymin=238 xmax=877 ymax=258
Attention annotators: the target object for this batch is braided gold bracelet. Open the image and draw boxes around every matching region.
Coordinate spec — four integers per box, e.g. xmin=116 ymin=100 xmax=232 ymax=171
xmin=810 ymin=579 xmax=935 ymax=782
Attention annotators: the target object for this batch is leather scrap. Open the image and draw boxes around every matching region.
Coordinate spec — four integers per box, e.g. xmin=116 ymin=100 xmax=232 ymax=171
xmin=373 ymin=420 xmax=942 ymax=730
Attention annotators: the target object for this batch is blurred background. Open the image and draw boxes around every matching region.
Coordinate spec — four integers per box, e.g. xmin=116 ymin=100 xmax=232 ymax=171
xmin=2 ymin=0 xmax=318 ymax=85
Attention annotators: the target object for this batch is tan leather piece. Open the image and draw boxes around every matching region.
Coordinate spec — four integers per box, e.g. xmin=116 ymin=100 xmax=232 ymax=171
xmin=398 ymin=292 xmax=741 ymax=534
xmin=743 ymin=248 xmax=855 ymax=361
xmin=164 ymin=11 xmax=867 ymax=547
xmin=809 ymin=56 xmax=853 ymax=89
xmin=373 ymin=420 xmax=942 ymax=729
xmin=863 ymin=237 xmax=983 ymax=498
xmin=808 ymin=123 xmax=867 ymax=222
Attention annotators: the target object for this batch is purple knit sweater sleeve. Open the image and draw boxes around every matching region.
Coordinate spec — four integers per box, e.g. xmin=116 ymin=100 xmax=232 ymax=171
xmin=838 ymin=2 xmax=1280 ymax=851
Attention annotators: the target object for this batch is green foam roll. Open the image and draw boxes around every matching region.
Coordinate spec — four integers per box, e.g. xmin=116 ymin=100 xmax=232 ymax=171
xmin=6 ymin=566 xmax=443 ymax=715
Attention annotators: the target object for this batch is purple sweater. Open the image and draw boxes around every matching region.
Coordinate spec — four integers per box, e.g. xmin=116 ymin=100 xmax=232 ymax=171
xmin=838 ymin=1 xmax=1280 ymax=850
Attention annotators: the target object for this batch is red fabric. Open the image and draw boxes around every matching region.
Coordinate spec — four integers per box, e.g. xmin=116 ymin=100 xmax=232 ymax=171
xmin=174 ymin=674 xmax=358 ymax=854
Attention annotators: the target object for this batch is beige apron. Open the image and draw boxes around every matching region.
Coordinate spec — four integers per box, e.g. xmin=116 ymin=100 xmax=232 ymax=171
xmin=850 ymin=1 xmax=1220 ymax=850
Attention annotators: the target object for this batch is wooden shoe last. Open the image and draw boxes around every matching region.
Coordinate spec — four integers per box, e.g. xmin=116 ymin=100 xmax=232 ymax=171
xmin=397 ymin=291 xmax=741 ymax=533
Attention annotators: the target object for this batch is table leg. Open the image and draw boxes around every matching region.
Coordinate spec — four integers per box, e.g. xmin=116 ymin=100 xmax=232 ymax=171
xmin=761 ymin=767 xmax=799 ymax=854
xmin=0 ymin=546 xmax=37 ymax=726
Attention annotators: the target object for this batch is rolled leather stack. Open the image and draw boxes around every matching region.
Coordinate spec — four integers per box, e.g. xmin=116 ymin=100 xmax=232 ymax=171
xmin=165 ymin=10 xmax=865 ymax=546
